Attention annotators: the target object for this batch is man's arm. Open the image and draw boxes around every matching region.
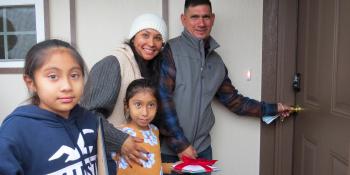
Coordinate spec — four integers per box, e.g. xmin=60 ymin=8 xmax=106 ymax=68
xmin=215 ymin=67 xmax=278 ymax=117
xmin=158 ymin=44 xmax=191 ymax=154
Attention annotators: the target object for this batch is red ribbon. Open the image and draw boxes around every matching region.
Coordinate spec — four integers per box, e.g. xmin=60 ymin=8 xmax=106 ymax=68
xmin=174 ymin=156 xmax=217 ymax=172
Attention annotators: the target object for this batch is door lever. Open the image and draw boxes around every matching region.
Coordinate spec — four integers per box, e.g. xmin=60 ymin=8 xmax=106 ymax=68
xmin=291 ymin=105 xmax=303 ymax=113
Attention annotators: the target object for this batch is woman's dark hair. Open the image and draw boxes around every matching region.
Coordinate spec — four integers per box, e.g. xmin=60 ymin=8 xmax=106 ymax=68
xmin=124 ymin=78 xmax=160 ymax=121
xmin=125 ymin=40 xmax=162 ymax=85
xmin=24 ymin=39 xmax=87 ymax=105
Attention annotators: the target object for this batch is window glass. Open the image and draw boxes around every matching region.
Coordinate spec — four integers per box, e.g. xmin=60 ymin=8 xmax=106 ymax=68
xmin=0 ymin=0 xmax=46 ymax=69
xmin=8 ymin=34 xmax=35 ymax=60
xmin=7 ymin=6 xmax=35 ymax=32
xmin=1 ymin=8 xmax=3 ymax=59
xmin=0 ymin=5 xmax=36 ymax=61
xmin=0 ymin=8 xmax=3 ymax=32
xmin=0 ymin=35 xmax=4 ymax=59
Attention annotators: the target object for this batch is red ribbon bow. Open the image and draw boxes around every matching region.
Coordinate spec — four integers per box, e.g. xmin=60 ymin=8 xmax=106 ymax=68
xmin=174 ymin=156 xmax=217 ymax=172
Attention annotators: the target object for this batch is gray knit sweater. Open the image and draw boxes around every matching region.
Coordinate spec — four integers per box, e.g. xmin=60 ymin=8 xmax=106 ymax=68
xmin=80 ymin=55 xmax=128 ymax=153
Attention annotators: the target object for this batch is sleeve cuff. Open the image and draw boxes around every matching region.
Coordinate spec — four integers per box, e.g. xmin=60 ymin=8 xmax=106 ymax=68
xmin=262 ymin=102 xmax=278 ymax=116
xmin=102 ymin=117 xmax=129 ymax=153
xmin=166 ymin=137 xmax=191 ymax=154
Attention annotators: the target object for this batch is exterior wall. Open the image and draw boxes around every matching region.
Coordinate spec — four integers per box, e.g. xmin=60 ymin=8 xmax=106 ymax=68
xmin=0 ymin=0 xmax=263 ymax=174
xmin=210 ymin=1 xmax=263 ymax=175
xmin=75 ymin=0 xmax=162 ymax=67
xmin=0 ymin=74 xmax=27 ymax=119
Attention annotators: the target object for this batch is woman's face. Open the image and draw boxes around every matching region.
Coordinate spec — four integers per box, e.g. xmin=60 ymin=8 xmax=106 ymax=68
xmin=132 ymin=28 xmax=163 ymax=61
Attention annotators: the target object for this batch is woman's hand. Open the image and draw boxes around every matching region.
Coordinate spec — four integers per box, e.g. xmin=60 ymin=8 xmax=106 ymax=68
xmin=121 ymin=136 xmax=148 ymax=167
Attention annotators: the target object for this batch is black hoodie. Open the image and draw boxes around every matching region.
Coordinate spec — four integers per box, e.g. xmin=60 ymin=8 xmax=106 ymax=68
xmin=0 ymin=104 xmax=98 ymax=175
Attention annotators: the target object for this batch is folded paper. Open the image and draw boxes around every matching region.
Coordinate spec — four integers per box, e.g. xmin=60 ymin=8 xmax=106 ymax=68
xmin=173 ymin=156 xmax=218 ymax=173
xmin=262 ymin=115 xmax=279 ymax=124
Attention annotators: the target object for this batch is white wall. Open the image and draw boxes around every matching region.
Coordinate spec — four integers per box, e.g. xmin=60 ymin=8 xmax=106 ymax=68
xmin=0 ymin=74 xmax=27 ymax=120
xmin=49 ymin=0 xmax=74 ymax=42
xmin=0 ymin=0 xmax=263 ymax=174
xmin=210 ymin=1 xmax=263 ymax=175
xmin=75 ymin=0 xmax=163 ymax=68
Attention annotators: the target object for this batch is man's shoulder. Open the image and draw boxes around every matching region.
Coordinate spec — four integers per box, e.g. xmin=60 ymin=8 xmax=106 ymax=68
xmin=168 ymin=35 xmax=183 ymax=44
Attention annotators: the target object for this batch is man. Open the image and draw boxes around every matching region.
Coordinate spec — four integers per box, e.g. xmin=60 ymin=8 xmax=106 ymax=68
xmin=158 ymin=0 xmax=291 ymax=174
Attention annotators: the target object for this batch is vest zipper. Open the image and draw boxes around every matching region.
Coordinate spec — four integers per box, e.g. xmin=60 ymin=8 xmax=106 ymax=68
xmin=192 ymin=42 xmax=206 ymax=146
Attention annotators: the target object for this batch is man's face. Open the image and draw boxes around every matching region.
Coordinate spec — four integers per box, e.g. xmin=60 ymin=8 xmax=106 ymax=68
xmin=181 ymin=4 xmax=215 ymax=40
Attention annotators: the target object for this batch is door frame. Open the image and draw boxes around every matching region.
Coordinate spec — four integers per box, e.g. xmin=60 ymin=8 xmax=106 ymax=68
xmin=260 ymin=0 xmax=298 ymax=175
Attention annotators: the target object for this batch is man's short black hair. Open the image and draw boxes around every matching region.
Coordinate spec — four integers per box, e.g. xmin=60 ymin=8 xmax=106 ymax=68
xmin=184 ymin=0 xmax=212 ymax=12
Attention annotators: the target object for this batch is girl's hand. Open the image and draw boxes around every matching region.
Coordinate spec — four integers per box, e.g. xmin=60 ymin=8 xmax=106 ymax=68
xmin=121 ymin=136 xmax=148 ymax=167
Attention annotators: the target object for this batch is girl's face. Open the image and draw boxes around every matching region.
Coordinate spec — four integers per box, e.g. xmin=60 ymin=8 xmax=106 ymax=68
xmin=133 ymin=28 xmax=163 ymax=61
xmin=126 ymin=90 xmax=157 ymax=130
xmin=24 ymin=49 xmax=84 ymax=118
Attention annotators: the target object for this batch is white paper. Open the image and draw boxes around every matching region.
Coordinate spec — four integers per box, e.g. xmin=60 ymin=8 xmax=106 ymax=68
xmin=172 ymin=164 xmax=220 ymax=174
xmin=262 ymin=115 xmax=279 ymax=124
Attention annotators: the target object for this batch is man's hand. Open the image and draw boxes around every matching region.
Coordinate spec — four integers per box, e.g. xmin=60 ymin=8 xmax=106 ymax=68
xmin=277 ymin=102 xmax=292 ymax=121
xmin=177 ymin=145 xmax=197 ymax=159
xmin=121 ymin=136 xmax=148 ymax=167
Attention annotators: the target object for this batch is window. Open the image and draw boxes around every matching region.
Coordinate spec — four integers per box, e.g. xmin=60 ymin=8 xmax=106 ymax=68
xmin=0 ymin=0 xmax=46 ymax=71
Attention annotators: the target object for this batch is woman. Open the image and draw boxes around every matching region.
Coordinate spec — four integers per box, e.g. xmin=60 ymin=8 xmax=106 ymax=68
xmin=81 ymin=12 xmax=167 ymax=128
xmin=80 ymin=13 xmax=167 ymax=174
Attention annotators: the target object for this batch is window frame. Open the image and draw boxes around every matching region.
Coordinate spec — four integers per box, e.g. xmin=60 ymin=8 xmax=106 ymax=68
xmin=0 ymin=0 xmax=47 ymax=73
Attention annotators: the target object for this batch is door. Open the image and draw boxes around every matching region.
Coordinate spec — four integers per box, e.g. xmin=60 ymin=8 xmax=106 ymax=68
xmin=293 ymin=0 xmax=350 ymax=175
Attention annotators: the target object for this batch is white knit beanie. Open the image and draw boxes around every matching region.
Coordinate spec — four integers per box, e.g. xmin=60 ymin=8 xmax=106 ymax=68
xmin=128 ymin=13 xmax=168 ymax=42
